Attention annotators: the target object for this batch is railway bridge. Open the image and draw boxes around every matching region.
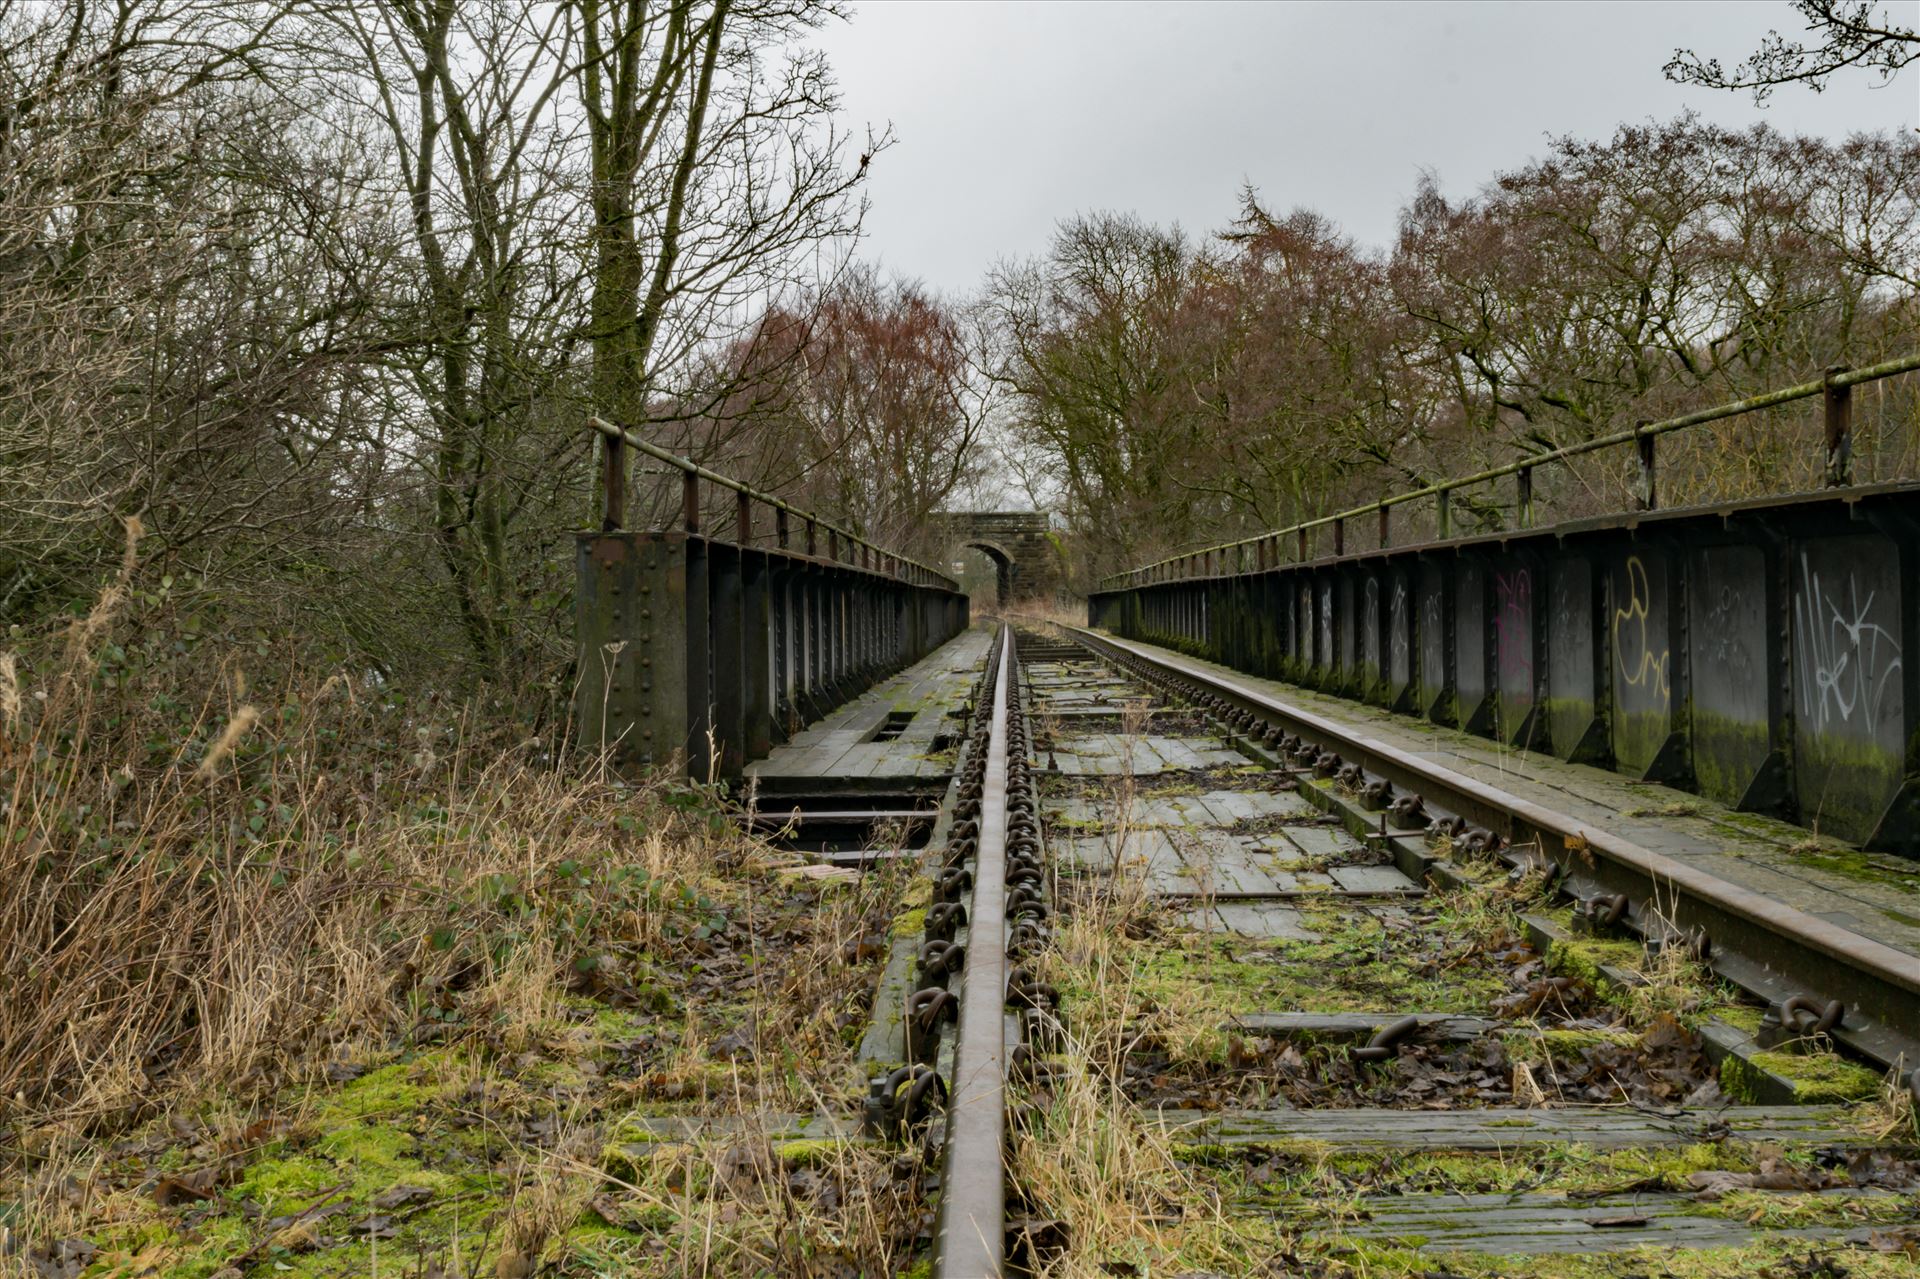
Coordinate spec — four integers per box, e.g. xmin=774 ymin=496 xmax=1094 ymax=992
xmin=927 ymin=509 xmax=1064 ymax=603
xmin=574 ymin=360 xmax=1920 ymax=1277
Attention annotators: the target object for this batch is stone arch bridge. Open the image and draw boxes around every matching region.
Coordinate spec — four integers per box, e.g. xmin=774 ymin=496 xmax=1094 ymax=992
xmin=930 ymin=511 xmax=1064 ymax=602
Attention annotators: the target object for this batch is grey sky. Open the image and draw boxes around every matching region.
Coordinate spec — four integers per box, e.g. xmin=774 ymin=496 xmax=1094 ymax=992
xmin=811 ymin=0 xmax=1920 ymax=296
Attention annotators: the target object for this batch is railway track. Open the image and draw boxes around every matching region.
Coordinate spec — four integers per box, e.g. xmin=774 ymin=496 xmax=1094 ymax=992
xmin=906 ymin=623 xmax=1918 ymax=1277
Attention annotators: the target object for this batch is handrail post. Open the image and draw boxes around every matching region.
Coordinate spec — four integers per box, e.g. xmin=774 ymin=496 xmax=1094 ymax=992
xmin=736 ymin=490 xmax=752 ymax=546
xmin=682 ymin=472 xmax=700 ymax=534
xmin=601 ymin=429 xmax=625 ymax=532
xmin=1438 ymin=489 xmax=1452 ymax=539
xmin=1333 ymin=517 xmax=1345 ymax=557
xmin=1635 ymin=421 xmax=1656 ymax=510
xmin=1297 ymin=527 xmax=1308 ymax=561
xmin=1824 ymin=364 xmax=1853 ymax=487
xmin=776 ymin=507 xmax=790 ymax=549
xmin=1378 ymin=504 xmax=1389 ymax=549
xmin=806 ymin=518 xmax=817 ymax=557
xmin=1516 ymin=466 xmax=1533 ymax=529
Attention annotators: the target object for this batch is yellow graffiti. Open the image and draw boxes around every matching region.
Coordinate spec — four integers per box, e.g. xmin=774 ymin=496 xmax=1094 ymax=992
xmin=1613 ymin=556 xmax=1670 ymax=702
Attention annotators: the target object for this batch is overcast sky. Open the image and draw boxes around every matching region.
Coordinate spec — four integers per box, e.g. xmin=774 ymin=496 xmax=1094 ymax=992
xmin=809 ymin=1 xmax=1920 ymax=296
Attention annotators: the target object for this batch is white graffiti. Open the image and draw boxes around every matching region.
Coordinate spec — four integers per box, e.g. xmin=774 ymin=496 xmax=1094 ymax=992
xmin=1422 ymin=589 xmax=1443 ymax=682
xmin=1390 ymin=579 xmax=1410 ymax=676
xmin=1794 ymin=554 xmax=1903 ymax=732
xmin=1320 ymin=582 xmax=1334 ymax=664
xmin=1364 ymin=578 xmax=1380 ymax=667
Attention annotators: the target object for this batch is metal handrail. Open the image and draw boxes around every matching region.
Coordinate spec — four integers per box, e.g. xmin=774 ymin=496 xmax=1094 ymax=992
xmin=588 ymin=416 xmax=959 ymax=591
xmin=1100 ymin=352 xmax=1920 ymax=590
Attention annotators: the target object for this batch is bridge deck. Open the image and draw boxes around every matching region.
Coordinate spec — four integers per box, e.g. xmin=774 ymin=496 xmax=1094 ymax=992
xmin=1089 ymin=633 xmax=1920 ymax=966
xmin=746 ymin=627 xmax=993 ymax=790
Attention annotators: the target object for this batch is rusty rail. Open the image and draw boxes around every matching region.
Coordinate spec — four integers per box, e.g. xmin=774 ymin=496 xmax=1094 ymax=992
xmin=1104 ymin=352 xmax=1920 ymax=589
xmin=589 ymin=416 xmax=957 ymax=591
xmin=934 ymin=625 xmax=1013 ymax=1279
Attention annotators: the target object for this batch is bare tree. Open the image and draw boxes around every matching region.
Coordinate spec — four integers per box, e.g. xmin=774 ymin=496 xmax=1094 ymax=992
xmin=568 ymin=0 xmax=880 ymax=469
xmin=709 ymin=266 xmax=993 ymax=552
xmin=1667 ymin=1 xmax=1918 ymax=100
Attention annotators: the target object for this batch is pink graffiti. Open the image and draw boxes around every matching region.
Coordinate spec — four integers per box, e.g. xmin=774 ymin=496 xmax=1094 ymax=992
xmin=1494 ymin=569 xmax=1532 ymax=689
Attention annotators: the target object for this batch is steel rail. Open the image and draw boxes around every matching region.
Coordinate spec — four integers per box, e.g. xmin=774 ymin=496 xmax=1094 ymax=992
xmin=934 ymin=626 xmax=1012 ymax=1279
xmin=1104 ymin=350 xmax=1920 ymax=589
xmin=1066 ymin=625 xmax=1920 ymax=1075
xmin=587 ymin=416 xmax=958 ymax=589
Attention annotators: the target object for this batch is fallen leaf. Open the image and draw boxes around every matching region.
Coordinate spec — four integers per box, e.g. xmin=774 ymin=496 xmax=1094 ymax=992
xmin=372 ymin=1183 xmax=434 ymax=1211
xmin=151 ymin=1170 xmax=217 ymax=1207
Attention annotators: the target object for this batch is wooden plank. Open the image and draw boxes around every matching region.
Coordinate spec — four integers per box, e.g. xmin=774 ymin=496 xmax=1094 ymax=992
xmin=1282 ymin=825 xmax=1365 ymax=857
xmin=617 ymin=1113 xmax=862 ymax=1145
xmin=856 ymin=932 xmax=921 ymax=1066
xmin=1227 ymin=1012 xmax=1500 ymax=1041
xmin=1205 ymin=902 xmax=1316 ymax=940
xmin=1322 ymin=1191 xmax=1881 ymax=1254
xmin=1150 ymin=1104 xmax=1868 ymax=1151
xmin=1328 ymin=865 xmax=1421 ymax=894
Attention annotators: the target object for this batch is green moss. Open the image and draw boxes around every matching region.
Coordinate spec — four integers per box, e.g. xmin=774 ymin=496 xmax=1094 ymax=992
xmin=774 ymin=1138 xmax=851 ymax=1166
xmin=1543 ymin=933 xmax=1645 ymax=986
xmin=1690 ymin=709 xmax=1772 ymax=809
xmin=1502 ymin=1026 xmax=1638 ymax=1065
xmin=1794 ymin=731 xmax=1903 ymax=846
xmin=233 ymin=1152 xmax=342 ymax=1216
xmin=889 ymin=906 xmax=926 ymax=942
xmin=1697 ymin=1188 xmax=1918 ymax=1229
xmin=1722 ymin=1048 xmax=1882 ymax=1104
xmin=1787 ymin=841 xmax=1920 ymax=889
xmin=313 ymin=1052 xmax=465 ymax=1122
xmin=1540 ymin=696 xmax=1596 ymax=757
xmin=1119 ymin=899 xmax=1509 ymax=1020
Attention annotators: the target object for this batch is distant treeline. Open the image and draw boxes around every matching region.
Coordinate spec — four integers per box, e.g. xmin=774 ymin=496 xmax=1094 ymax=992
xmin=988 ymin=119 xmax=1920 ymax=582
xmin=1 ymin=1 xmax=1914 ymax=690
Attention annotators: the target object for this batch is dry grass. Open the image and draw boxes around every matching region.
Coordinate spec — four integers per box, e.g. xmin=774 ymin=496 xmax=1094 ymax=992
xmin=0 ymin=572 xmax=760 ymax=1229
xmin=0 ymin=636 xmax=919 ymax=1274
xmin=997 ymin=600 xmax=1087 ymax=630
xmin=1011 ymin=721 xmax=1263 ymax=1276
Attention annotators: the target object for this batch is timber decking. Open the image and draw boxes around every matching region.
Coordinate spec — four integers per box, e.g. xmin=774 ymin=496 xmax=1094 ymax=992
xmin=747 ymin=628 xmax=992 ymax=788
xmin=1323 ymin=1190 xmax=1887 ymax=1254
xmin=1151 ymin=1104 xmax=1868 ymax=1150
xmin=1082 ymin=635 xmax=1920 ymax=966
xmin=1032 ymin=668 xmax=1422 ymax=911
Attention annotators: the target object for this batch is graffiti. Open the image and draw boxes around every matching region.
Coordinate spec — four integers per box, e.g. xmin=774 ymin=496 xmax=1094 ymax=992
xmin=1794 ymin=554 xmax=1903 ymax=732
xmin=1320 ymin=582 xmax=1334 ymax=666
xmin=1390 ymin=579 xmax=1410 ymax=679
xmin=1698 ymin=581 xmax=1757 ymax=687
xmin=1421 ymin=588 xmax=1444 ymax=685
xmin=1364 ymin=578 xmax=1380 ymax=669
xmin=1494 ymin=569 xmax=1532 ymax=691
xmin=1613 ymin=556 xmax=1671 ymax=704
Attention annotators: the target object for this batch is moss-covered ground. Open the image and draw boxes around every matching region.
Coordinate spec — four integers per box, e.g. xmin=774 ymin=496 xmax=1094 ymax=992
xmin=4 ymin=838 xmax=930 ymax=1278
